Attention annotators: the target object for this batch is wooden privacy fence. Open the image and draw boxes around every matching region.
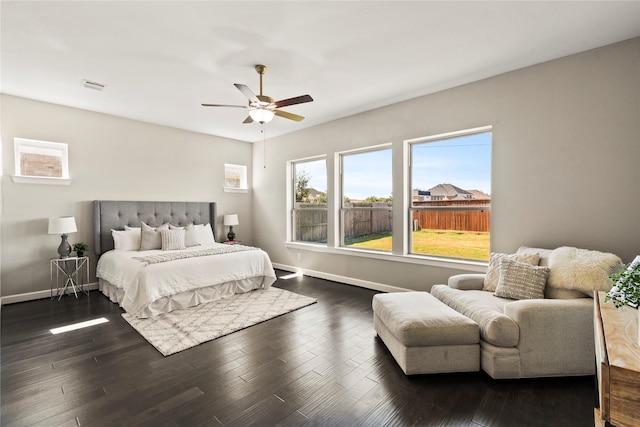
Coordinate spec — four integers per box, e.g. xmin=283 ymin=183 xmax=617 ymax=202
xmin=412 ymin=200 xmax=491 ymax=233
xmin=294 ymin=202 xmax=393 ymax=241
xmin=294 ymin=204 xmax=328 ymax=242
xmin=343 ymin=203 xmax=393 ymax=238
xmin=411 ymin=209 xmax=490 ymax=232
xmin=294 ymin=201 xmax=490 ymax=242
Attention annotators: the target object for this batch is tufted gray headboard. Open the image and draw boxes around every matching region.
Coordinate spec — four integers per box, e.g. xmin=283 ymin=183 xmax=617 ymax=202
xmin=93 ymin=200 xmax=217 ymax=256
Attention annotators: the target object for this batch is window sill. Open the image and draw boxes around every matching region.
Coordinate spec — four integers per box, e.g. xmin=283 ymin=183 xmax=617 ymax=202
xmin=284 ymin=241 xmax=488 ymax=272
xmin=223 ymin=187 xmax=249 ymax=194
xmin=12 ymin=176 xmax=71 ymax=186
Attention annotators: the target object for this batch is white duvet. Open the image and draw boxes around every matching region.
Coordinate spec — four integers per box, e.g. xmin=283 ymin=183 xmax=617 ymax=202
xmin=96 ymin=243 xmax=277 ymax=317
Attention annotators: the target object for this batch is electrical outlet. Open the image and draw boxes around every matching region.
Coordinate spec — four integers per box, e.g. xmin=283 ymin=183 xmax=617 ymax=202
xmin=297 ymin=253 xmax=302 ymax=261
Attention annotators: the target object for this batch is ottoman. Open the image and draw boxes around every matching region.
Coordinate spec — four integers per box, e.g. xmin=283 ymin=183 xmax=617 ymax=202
xmin=372 ymin=291 xmax=479 ymax=375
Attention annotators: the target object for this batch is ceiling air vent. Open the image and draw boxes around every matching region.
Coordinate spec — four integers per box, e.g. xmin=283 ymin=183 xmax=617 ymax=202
xmin=82 ymin=79 xmax=106 ymax=91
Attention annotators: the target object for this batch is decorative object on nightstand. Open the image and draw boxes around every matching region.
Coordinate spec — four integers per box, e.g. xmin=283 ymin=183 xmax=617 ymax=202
xmin=48 ymin=216 xmax=77 ymax=258
xmin=73 ymin=242 xmax=88 ymax=258
xmin=224 ymin=214 xmax=239 ymax=242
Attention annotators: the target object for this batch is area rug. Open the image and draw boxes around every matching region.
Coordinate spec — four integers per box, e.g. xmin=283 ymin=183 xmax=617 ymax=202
xmin=122 ymin=287 xmax=316 ymax=356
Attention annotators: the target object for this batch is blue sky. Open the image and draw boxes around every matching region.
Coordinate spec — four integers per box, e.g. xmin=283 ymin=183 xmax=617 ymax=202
xmin=296 ymin=132 xmax=491 ymax=200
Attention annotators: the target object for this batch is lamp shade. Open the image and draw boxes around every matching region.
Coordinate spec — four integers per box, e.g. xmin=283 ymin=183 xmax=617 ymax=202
xmin=223 ymin=214 xmax=239 ymax=226
xmin=249 ymin=108 xmax=275 ymax=123
xmin=48 ymin=216 xmax=77 ymax=235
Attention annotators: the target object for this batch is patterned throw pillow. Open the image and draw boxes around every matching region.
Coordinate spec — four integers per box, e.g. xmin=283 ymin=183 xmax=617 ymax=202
xmin=494 ymin=258 xmax=549 ymax=300
xmin=483 ymin=252 xmax=540 ymax=292
xmin=160 ymin=228 xmax=186 ymax=251
xmin=169 ymin=223 xmax=200 ymax=247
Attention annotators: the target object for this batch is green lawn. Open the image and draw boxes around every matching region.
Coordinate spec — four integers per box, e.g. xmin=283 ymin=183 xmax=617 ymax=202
xmin=345 ymin=230 xmax=490 ymax=261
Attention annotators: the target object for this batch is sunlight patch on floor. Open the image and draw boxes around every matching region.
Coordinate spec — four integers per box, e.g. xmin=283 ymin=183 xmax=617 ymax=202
xmin=50 ymin=317 xmax=109 ymax=334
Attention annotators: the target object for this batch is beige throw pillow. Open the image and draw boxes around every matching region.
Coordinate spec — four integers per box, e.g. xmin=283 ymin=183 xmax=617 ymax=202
xmin=140 ymin=222 xmax=170 ymax=251
xmin=494 ymin=258 xmax=549 ymax=300
xmin=483 ymin=251 xmax=541 ymax=292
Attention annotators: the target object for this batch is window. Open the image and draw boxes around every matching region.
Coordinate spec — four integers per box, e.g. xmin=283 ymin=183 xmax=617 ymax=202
xmin=13 ymin=138 xmax=70 ymax=184
xmin=224 ymin=163 xmax=248 ymax=192
xmin=340 ymin=146 xmax=392 ymax=251
xmin=291 ymin=158 xmax=327 ymax=244
xmin=409 ymin=128 xmax=492 ymax=261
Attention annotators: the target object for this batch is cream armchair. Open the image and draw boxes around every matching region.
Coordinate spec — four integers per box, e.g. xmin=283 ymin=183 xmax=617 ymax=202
xmin=430 ymin=246 xmax=622 ymax=379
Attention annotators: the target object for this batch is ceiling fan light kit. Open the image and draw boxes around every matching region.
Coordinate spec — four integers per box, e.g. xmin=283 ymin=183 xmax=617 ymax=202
xmin=202 ymin=64 xmax=313 ymax=125
xmin=249 ymin=108 xmax=275 ymax=123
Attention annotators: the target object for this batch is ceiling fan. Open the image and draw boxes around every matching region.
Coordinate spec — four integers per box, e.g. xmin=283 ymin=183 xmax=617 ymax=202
xmin=202 ymin=64 xmax=313 ymax=124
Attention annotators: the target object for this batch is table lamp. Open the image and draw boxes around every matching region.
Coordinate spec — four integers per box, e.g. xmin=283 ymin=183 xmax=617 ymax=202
xmin=48 ymin=216 xmax=77 ymax=258
xmin=223 ymin=214 xmax=239 ymax=241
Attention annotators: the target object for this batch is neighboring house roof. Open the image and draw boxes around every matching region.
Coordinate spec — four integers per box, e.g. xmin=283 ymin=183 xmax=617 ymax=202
xmin=427 ymin=183 xmax=472 ymax=198
xmin=467 ymin=189 xmax=491 ymax=200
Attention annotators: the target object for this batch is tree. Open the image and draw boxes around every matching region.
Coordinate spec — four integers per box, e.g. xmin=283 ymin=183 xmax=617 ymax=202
xmin=295 ymin=170 xmax=311 ymax=203
xmin=316 ymin=192 xmax=327 ymax=203
xmin=364 ymin=195 xmax=393 ymax=203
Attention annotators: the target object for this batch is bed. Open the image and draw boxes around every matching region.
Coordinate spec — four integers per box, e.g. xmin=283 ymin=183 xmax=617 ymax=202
xmin=94 ymin=200 xmax=277 ymax=318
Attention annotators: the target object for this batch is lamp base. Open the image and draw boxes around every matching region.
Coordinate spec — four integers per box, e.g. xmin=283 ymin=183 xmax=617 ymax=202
xmin=58 ymin=234 xmax=71 ymax=258
xmin=227 ymin=226 xmax=236 ymax=241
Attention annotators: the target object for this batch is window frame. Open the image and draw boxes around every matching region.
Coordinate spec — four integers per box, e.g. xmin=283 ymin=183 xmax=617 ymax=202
xmin=223 ymin=163 xmax=248 ymax=193
xmin=406 ymin=126 xmax=492 ymax=261
xmin=12 ymin=137 xmax=71 ymax=185
xmin=287 ymin=156 xmax=328 ymax=245
xmin=338 ymin=144 xmax=393 ymax=252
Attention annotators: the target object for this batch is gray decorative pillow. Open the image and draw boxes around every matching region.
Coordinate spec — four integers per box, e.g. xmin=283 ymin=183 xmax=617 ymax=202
xmin=494 ymin=258 xmax=549 ymax=300
xmin=140 ymin=222 xmax=170 ymax=251
xmin=160 ymin=228 xmax=186 ymax=251
xmin=483 ymin=251 xmax=540 ymax=292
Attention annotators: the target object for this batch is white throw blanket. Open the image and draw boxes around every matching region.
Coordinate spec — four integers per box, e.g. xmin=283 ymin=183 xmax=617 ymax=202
xmin=133 ymin=244 xmax=256 ymax=265
xmin=548 ymin=246 xmax=623 ymax=294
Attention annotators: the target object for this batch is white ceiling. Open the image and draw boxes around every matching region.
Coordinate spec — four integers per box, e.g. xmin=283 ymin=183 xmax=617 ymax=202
xmin=2 ymin=1 xmax=639 ymax=143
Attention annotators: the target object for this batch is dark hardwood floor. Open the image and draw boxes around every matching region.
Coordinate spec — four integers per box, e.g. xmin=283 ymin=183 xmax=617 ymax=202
xmin=1 ymin=271 xmax=596 ymax=426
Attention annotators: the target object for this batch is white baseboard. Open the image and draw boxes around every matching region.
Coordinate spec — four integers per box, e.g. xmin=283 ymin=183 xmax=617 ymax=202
xmin=271 ymin=263 xmax=410 ymax=294
xmin=1 ymin=267 xmax=409 ymax=306
xmin=1 ymin=282 xmax=99 ymax=305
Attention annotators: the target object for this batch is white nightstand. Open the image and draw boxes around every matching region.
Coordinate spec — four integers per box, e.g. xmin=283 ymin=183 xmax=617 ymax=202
xmin=50 ymin=256 xmax=89 ymax=300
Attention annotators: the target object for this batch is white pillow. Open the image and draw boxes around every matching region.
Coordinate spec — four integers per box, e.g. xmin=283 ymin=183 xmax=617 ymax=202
xmin=169 ymin=223 xmax=199 ymax=247
xmin=160 ymin=228 xmax=186 ymax=251
xmin=124 ymin=225 xmax=141 ymax=232
xmin=140 ymin=222 xmax=169 ymax=251
xmin=111 ymin=229 xmax=141 ymax=251
xmin=195 ymin=223 xmax=215 ymax=244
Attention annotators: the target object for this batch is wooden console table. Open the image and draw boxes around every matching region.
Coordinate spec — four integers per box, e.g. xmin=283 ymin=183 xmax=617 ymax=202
xmin=594 ymin=291 xmax=640 ymax=427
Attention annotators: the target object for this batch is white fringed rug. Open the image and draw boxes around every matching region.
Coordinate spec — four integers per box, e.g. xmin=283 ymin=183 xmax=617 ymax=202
xmin=122 ymin=287 xmax=316 ymax=356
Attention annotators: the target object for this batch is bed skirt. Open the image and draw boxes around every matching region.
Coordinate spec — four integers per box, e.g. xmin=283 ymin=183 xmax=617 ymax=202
xmin=99 ymin=276 xmax=269 ymax=318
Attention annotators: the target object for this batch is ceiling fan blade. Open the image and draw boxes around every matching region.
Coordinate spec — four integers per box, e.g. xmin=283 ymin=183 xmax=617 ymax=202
xmin=201 ymin=103 xmax=247 ymax=108
xmin=243 ymin=116 xmax=254 ymax=124
xmin=234 ymin=83 xmax=259 ymax=104
xmin=274 ymin=94 xmax=313 ymax=108
xmin=274 ymin=109 xmax=305 ymax=122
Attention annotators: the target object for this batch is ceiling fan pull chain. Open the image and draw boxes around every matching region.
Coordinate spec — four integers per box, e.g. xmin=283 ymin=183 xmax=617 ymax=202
xmin=262 ymin=123 xmax=267 ymax=169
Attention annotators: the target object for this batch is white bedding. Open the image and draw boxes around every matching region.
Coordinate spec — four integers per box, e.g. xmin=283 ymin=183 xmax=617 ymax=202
xmin=96 ymin=243 xmax=276 ymax=317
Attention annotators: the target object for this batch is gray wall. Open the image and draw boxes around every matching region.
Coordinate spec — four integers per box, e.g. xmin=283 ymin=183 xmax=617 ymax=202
xmin=1 ymin=95 xmax=253 ymax=298
xmin=252 ymin=37 xmax=640 ymax=292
